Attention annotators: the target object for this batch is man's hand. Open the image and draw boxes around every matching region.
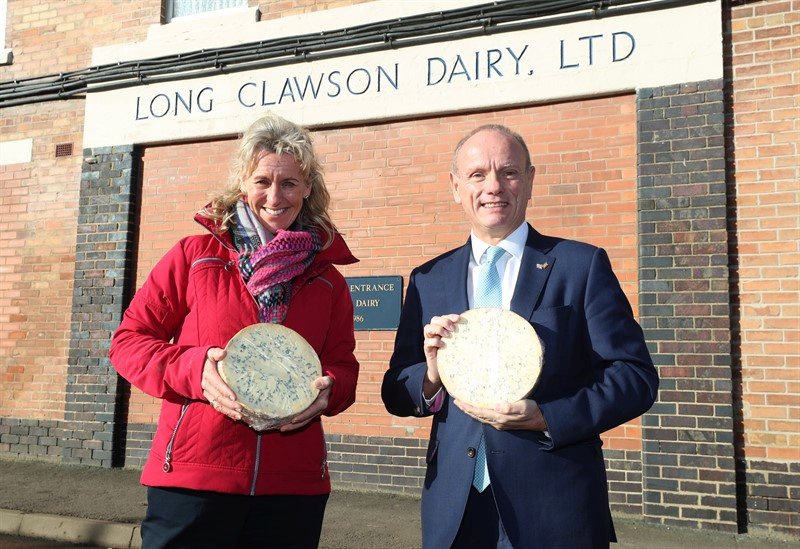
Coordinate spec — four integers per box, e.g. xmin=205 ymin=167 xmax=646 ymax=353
xmin=454 ymin=398 xmax=548 ymax=431
xmin=280 ymin=376 xmax=334 ymax=432
xmin=201 ymin=347 xmax=242 ymax=421
xmin=422 ymin=314 xmax=460 ymax=399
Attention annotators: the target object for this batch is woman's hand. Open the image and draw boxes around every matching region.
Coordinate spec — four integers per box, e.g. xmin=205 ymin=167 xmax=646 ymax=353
xmin=201 ymin=347 xmax=242 ymax=421
xmin=280 ymin=376 xmax=333 ymax=433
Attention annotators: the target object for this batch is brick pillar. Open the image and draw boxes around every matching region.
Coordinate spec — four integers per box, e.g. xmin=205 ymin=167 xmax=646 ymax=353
xmin=637 ymin=79 xmax=737 ymax=531
xmin=63 ymin=145 xmax=138 ymax=467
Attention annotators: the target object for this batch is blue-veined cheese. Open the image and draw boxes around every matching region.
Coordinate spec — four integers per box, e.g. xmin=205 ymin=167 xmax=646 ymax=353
xmin=437 ymin=308 xmax=543 ymax=408
xmin=219 ymin=323 xmax=320 ymax=431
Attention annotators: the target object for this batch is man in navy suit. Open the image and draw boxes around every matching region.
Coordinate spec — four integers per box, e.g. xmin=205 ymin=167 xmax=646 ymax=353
xmin=382 ymin=124 xmax=659 ymax=548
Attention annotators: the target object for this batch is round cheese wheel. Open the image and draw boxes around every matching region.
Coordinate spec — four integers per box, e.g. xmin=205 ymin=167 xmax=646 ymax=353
xmin=437 ymin=308 xmax=543 ymax=408
xmin=219 ymin=323 xmax=321 ymax=431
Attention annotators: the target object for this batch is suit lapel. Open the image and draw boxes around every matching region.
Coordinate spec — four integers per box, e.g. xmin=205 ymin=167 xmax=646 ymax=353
xmin=440 ymin=240 xmax=471 ymax=315
xmin=511 ymin=225 xmax=555 ymax=321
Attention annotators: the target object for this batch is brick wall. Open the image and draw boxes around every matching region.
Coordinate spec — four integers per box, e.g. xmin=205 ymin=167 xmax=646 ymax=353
xmin=326 ymin=435 xmax=427 ymax=495
xmin=63 ymin=145 xmax=139 ymax=467
xmin=4 ymin=1 xmax=158 ymax=81
xmin=729 ymin=0 xmax=800 ymax=535
xmin=0 ymin=102 xmax=83 ymax=421
xmin=0 ymin=143 xmax=137 ymax=466
xmin=637 ymin=79 xmax=736 ymax=532
xmin=4 ymin=0 xmax=377 ymax=83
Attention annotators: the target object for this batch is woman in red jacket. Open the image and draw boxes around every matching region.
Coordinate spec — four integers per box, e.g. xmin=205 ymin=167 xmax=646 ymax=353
xmin=109 ymin=112 xmax=359 ymax=548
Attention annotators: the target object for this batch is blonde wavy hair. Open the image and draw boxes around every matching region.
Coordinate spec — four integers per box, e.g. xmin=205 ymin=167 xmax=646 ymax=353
xmin=200 ymin=112 xmax=336 ymax=248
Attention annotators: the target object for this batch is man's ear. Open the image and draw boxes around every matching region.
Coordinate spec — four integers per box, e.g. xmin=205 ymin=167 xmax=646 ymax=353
xmin=525 ymin=166 xmax=536 ymax=202
xmin=449 ymin=172 xmax=462 ymax=204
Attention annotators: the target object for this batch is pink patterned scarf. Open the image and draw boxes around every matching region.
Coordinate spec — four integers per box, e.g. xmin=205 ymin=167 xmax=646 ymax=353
xmin=232 ymin=201 xmax=323 ymax=323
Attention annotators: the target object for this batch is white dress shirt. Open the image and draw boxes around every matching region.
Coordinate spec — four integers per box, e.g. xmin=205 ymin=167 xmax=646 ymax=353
xmin=467 ymin=222 xmax=528 ymax=310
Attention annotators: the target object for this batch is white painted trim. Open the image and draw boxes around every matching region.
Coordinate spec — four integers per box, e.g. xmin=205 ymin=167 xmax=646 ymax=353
xmin=0 ymin=138 xmax=34 ymax=165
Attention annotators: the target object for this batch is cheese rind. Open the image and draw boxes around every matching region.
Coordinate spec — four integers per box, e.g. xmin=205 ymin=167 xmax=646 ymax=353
xmin=219 ymin=323 xmax=321 ymax=431
xmin=437 ymin=308 xmax=543 ymax=407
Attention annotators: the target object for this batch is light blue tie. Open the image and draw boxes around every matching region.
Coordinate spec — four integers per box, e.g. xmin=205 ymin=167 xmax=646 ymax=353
xmin=472 ymin=246 xmax=506 ymax=492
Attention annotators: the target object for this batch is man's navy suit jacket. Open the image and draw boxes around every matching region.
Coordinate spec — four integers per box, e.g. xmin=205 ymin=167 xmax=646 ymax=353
xmin=382 ymin=225 xmax=659 ymax=549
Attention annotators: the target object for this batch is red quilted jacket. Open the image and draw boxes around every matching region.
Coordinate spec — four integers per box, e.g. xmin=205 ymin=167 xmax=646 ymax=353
xmin=109 ymin=213 xmax=359 ymax=495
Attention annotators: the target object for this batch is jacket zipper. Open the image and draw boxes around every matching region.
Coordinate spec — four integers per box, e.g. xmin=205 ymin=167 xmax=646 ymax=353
xmin=189 ymin=232 xmax=258 ymax=489
xmin=207 ymin=229 xmax=238 ymax=253
xmin=190 ymin=257 xmax=233 ymax=270
xmin=321 ymin=428 xmax=329 ymax=478
xmin=190 ymin=249 xmax=262 ymax=489
xmin=162 ymin=400 xmax=191 ymax=473
xmin=250 ymin=434 xmax=262 ymax=495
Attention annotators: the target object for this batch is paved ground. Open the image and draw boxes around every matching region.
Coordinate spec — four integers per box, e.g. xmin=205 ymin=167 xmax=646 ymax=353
xmin=0 ymin=458 xmax=795 ymax=548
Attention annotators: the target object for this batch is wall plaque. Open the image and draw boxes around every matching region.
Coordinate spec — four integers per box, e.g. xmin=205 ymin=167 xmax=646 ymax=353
xmin=347 ymin=276 xmax=403 ymax=331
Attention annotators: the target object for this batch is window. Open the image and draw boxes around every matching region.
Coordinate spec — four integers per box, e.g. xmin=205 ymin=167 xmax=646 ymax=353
xmin=165 ymin=0 xmax=248 ymax=22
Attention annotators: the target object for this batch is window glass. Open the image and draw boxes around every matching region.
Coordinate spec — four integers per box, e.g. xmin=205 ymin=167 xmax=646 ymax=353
xmin=167 ymin=0 xmax=248 ymax=21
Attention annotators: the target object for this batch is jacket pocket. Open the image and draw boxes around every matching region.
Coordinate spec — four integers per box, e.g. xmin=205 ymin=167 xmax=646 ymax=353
xmin=190 ymin=257 xmax=234 ymax=271
xmin=187 ymin=256 xmax=254 ymax=343
xmin=162 ymin=399 xmax=191 ymax=473
xmin=320 ymin=427 xmax=329 ymax=479
xmin=531 ymin=305 xmax=575 ymax=387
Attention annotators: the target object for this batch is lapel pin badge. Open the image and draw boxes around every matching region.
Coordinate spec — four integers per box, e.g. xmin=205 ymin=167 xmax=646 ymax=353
xmin=536 ymin=261 xmax=549 ymax=270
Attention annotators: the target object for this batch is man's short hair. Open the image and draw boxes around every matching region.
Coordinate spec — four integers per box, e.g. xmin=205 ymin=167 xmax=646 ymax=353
xmin=450 ymin=124 xmax=533 ymax=175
